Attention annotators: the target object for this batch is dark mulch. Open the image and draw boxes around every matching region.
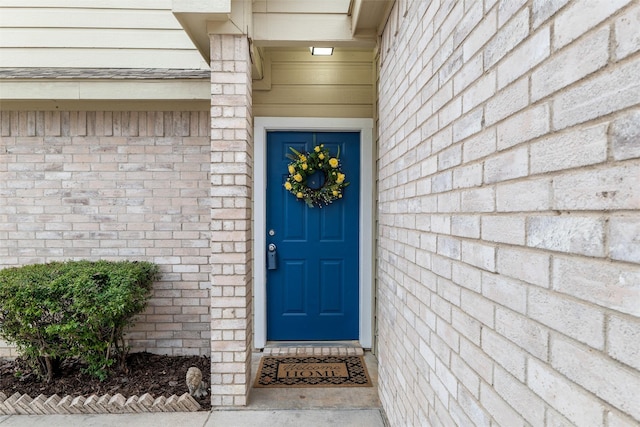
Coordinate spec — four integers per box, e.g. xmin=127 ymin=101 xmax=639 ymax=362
xmin=0 ymin=352 xmax=211 ymax=411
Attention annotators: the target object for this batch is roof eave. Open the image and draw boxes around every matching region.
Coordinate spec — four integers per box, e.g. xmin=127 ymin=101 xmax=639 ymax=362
xmin=172 ymin=0 xmax=394 ymax=61
xmin=172 ymin=0 xmax=233 ymax=63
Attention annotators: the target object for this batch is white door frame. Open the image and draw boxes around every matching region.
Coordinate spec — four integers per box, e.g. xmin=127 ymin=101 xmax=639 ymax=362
xmin=253 ymin=117 xmax=374 ymax=349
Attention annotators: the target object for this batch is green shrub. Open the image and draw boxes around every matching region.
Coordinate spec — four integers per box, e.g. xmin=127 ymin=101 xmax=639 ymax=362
xmin=0 ymin=260 xmax=159 ymax=381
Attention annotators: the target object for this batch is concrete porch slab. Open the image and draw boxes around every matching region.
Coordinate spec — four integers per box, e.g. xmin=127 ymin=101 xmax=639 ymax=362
xmin=246 ymin=351 xmax=381 ymax=410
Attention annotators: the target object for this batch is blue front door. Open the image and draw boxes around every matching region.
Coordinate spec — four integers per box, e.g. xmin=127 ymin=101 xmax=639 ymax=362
xmin=266 ymin=131 xmax=360 ymax=340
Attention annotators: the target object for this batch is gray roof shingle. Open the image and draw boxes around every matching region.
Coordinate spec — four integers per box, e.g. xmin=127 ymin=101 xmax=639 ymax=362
xmin=0 ymin=68 xmax=210 ymax=79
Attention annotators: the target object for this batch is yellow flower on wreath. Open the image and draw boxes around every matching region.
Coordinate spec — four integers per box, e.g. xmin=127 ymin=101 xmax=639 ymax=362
xmin=284 ymin=145 xmax=348 ymax=207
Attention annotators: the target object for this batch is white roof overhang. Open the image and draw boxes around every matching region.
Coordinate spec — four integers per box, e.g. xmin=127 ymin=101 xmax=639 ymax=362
xmin=174 ymin=0 xmax=394 ymax=61
xmin=172 ymin=0 xmax=235 ymax=61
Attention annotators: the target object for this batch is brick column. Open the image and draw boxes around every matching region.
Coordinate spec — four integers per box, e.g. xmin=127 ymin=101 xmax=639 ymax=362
xmin=208 ymin=33 xmax=253 ymax=406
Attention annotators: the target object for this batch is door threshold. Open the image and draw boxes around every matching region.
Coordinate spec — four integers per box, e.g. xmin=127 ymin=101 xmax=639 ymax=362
xmin=263 ymin=340 xmax=364 ymax=356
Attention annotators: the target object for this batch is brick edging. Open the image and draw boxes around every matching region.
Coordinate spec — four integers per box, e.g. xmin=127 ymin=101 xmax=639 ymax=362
xmin=0 ymin=391 xmax=201 ymax=415
xmin=262 ymin=347 xmax=364 ymax=356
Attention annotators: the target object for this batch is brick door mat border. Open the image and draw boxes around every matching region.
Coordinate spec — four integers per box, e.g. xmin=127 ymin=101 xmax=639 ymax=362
xmin=254 ymin=355 xmax=372 ymax=388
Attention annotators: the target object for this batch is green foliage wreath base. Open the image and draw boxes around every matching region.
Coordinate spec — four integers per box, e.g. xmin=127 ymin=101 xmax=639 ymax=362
xmin=284 ymin=145 xmax=349 ymax=208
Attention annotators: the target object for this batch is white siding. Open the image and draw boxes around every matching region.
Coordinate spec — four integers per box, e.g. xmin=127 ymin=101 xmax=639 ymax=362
xmin=253 ymin=48 xmax=374 ymax=118
xmin=0 ymin=1 xmax=209 ymax=69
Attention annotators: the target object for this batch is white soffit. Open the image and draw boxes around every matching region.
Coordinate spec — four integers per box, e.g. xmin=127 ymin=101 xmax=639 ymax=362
xmin=252 ymin=0 xmax=351 ymax=14
xmin=174 ymin=0 xmax=393 ymax=55
xmin=351 ymin=0 xmax=395 ymax=38
xmin=251 ymin=0 xmax=383 ymax=48
xmin=252 ymin=13 xmax=369 ymax=47
xmin=172 ymin=0 xmax=233 ymax=61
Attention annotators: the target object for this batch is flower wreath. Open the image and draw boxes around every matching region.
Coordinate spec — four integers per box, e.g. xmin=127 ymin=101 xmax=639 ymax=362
xmin=283 ymin=145 xmax=349 ymax=208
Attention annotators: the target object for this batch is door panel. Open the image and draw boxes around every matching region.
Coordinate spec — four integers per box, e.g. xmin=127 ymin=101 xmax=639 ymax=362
xmin=282 ymin=260 xmax=306 ymax=313
xmin=266 ymin=131 xmax=360 ymax=341
xmin=319 ymin=259 xmax=344 ymax=314
xmin=320 ymin=207 xmax=344 ymax=240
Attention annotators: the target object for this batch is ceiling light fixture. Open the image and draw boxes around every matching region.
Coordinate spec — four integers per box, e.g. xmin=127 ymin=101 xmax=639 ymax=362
xmin=310 ymin=47 xmax=334 ymax=56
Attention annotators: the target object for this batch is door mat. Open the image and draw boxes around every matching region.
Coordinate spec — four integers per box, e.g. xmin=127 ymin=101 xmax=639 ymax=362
xmin=254 ymin=355 xmax=372 ymax=388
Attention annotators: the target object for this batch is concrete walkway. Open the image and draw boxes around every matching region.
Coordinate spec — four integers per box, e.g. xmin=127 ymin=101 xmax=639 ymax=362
xmin=0 ymin=409 xmax=387 ymax=427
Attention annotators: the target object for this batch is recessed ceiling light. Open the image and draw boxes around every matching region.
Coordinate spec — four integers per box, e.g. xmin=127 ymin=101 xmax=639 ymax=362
xmin=310 ymin=47 xmax=334 ymax=56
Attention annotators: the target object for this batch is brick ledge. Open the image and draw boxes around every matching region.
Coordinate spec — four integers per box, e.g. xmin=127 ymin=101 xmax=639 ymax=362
xmin=263 ymin=346 xmax=364 ymax=356
xmin=0 ymin=391 xmax=200 ymax=415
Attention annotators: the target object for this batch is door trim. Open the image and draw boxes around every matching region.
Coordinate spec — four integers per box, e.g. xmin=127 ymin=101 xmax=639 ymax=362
xmin=254 ymin=117 xmax=374 ymax=349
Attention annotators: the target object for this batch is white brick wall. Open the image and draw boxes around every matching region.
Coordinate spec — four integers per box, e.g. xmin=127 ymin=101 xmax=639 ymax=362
xmin=0 ymin=110 xmax=211 ymax=357
xmin=377 ymin=0 xmax=640 ymax=425
xmin=208 ymin=33 xmax=253 ymax=407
